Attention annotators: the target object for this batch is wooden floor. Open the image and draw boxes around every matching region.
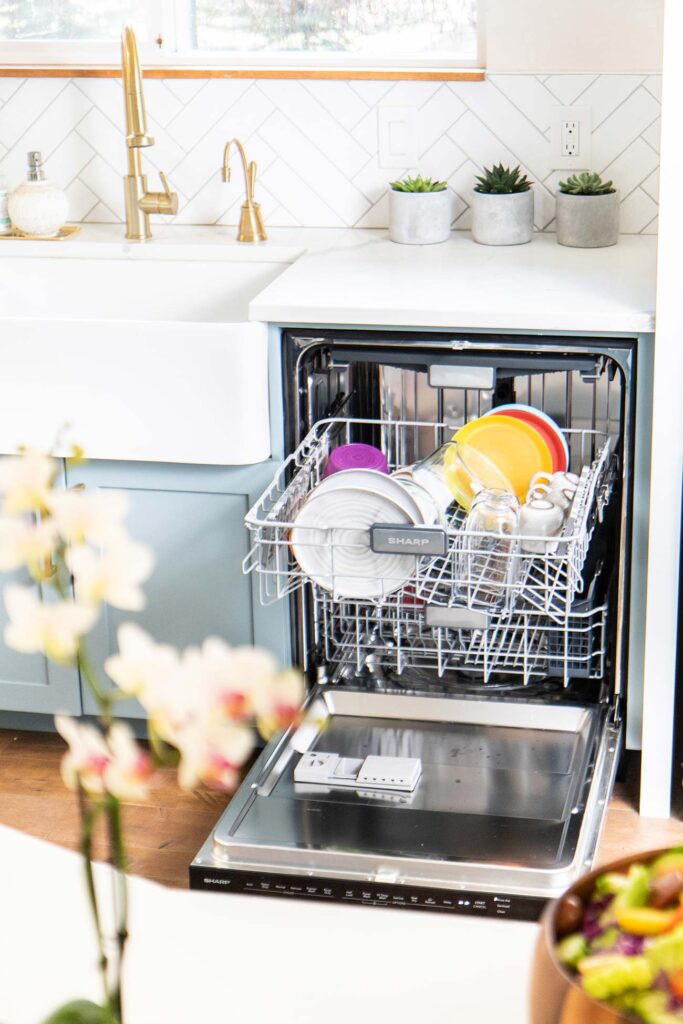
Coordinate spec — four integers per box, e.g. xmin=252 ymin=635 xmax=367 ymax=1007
xmin=1 ymin=728 xmax=683 ymax=888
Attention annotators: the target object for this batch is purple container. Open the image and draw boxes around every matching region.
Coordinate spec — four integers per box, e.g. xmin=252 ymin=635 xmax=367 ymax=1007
xmin=323 ymin=443 xmax=390 ymax=478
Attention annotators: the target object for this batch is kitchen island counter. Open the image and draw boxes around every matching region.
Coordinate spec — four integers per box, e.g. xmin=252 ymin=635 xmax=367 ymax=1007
xmin=0 ymin=823 xmax=537 ymax=1024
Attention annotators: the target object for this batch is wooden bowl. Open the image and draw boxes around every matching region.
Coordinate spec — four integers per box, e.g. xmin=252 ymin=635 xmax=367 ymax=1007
xmin=530 ymin=847 xmax=672 ymax=1024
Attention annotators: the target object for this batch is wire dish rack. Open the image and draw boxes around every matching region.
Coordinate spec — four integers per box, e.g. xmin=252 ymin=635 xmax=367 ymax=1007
xmin=243 ymin=418 xmax=616 ymax=685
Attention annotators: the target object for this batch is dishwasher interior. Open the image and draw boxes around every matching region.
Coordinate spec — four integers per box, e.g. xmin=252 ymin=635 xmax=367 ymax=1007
xmin=191 ymin=331 xmax=636 ymax=919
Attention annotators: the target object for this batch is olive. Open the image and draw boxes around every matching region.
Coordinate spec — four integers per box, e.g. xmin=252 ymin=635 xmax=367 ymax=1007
xmin=650 ymin=870 xmax=683 ymax=909
xmin=555 ymin=892 xmax=585 ymax=938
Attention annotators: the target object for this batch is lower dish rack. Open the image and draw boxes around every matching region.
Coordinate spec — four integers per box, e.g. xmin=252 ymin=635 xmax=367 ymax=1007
xmin=315 ymin=591 xmax=607 ymax=686
xmin=243 ymin=417 xmax=616 ymax=686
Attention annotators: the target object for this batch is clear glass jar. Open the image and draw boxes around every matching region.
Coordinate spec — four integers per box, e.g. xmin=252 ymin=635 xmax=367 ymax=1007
xmin=411 ymin=440 xmax=514 ymax=515
xmin=462 ymin=488 xmax=520 ymax=609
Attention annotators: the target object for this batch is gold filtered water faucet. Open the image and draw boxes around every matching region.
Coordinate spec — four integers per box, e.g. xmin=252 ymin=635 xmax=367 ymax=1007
xmin=121 ymin=25 xmax=178 ymax=240
xmin=222 ymin=138 xmax=267 ymax=243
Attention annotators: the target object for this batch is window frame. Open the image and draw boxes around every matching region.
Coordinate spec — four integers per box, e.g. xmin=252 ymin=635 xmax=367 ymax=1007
xmin=0 ymin=0 xmax=485 ymax=75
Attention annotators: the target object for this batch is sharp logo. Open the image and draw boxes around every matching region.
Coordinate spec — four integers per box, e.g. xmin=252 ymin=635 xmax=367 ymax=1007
xmin=387 ymin=536 xmax=431 ymax=547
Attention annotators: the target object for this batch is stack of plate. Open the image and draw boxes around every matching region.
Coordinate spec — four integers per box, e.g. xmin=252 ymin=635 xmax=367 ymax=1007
xmin=290 ymin=468 xmax=427 ymax=600
xmin=452 ymin=405 xmax=568 ymax=504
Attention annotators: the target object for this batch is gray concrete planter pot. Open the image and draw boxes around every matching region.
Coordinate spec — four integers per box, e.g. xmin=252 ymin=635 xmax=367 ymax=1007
xmin=471 ymin=189 xmax=534 ymax=246
xmin=388 ymin=188 xmax=452 ymax=245
xmin=555 ymin=190 xmax=620 ymax=247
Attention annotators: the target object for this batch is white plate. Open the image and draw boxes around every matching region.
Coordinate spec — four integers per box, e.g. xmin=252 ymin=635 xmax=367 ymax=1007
xmin=290 ymin=486 xmax=418 ymax=599
xmin=312 ymin=468 xmax=423 ymax=525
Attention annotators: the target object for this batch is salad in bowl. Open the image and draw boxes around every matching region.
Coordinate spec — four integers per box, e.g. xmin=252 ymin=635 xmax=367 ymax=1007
xmin=532 ymin=848 xmax=683 ymax=1024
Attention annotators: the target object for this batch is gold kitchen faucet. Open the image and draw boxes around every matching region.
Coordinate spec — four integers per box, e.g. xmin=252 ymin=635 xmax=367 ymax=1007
xmin=222 ymin=138 xmax=268 ymax=243
xmin=121 ymin=25 xmax=178 ymax=240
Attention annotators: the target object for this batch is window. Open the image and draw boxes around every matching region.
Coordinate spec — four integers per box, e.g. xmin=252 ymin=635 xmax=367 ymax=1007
xmin=0 ymin=0 xmax=480 ymax=70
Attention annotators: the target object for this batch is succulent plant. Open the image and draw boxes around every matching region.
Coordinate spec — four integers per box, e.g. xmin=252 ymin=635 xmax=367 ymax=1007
xmin=558 ymin=172 xmax=616 ymax=196
xmin=390 ymin=175 xmax=447 ymax=193
xmin=474 ymin=163 xmax=532 ymax=194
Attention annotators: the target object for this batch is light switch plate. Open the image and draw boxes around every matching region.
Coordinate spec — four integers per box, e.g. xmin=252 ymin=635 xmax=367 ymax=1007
xmin=378 ymin=105 xmax=417 ymax=169
xmin=550 ymin=106 xmax=592 ymax=170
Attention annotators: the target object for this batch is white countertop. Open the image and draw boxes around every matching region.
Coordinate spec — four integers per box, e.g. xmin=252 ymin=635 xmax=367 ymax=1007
xmin=248 ymin=231 xmax=657 ymax=334
xmin=0 ymin=223 xmax=377 ymax=264
xmin=0 ymin=224 xmax=656 ymax=335
xmin=0 ymin=824 xmax=538 ymax=1024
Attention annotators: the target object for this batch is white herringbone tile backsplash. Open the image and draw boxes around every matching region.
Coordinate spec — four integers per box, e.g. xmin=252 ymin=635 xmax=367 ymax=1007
xmin=0 ymin=73 xmax=661 ymax=233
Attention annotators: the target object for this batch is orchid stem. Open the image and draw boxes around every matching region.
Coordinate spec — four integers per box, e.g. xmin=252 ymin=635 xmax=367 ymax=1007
xmin=78 ymin=638 xmax=114 ymax=726
xmin=107 ymin=795 xmax=128 ymax=1024
xmin=78 ymin=787 xmax=110 ymax=1010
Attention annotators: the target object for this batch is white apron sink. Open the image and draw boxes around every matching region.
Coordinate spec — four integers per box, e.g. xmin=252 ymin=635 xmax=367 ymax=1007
xmin=0 ymin=256 xmax=285 ymax=465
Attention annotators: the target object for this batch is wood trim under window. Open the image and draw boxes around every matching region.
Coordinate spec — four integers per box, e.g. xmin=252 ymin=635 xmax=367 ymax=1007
xmin=0 ymin=66 xmax=485 ymax=81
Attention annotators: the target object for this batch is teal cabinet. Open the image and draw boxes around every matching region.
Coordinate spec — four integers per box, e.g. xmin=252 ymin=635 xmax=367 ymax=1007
xmin=0 ymin=460 xmax=81 ymax=715
xmin=0 ymin=577 xmax=82 ymax=715
xmin=64 ymin=460 xmax=289 ymax=718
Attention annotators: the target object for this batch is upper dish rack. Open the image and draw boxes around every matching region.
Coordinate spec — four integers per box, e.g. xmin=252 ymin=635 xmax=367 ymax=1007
xmin=243 ymin=417 xmax=616 ymax=685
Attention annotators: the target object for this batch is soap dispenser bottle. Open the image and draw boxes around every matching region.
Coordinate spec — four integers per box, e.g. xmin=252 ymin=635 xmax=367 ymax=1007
xmin=8 ymin=151 xmax=69 ymax=238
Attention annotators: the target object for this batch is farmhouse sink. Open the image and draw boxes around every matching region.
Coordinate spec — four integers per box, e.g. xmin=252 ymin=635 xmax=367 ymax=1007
xmin=0 ymin=254 xmax=288 ymax=465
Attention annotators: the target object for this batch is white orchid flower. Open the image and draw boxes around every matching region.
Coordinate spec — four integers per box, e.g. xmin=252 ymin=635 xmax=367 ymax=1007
xmin=104 ymin=623 xmax=179 ymax=702
xmin=104 ymin=722 xmax=153 ymax=801
xmin=55 ymin=715 xmax=152 ymax=801
xmin=149 ymin=647 xmax=204 ymax=749
xmin=197 ymin=638 xmax=280 ymax=721
xmin=255 ymin=668 xmax=306 ymax=740
xmin=67 ymin=540 xmax=154 ymax=611
xmin=0 ymin=449 xmax=57 ymax=515
xmin=50 ymin=489 xmax=130 ymax=547
xmin=175 ymin=718 xmax=255 ymax=792
xmin=55 ymin=714 xmax=110 ymax=796
xmin=104 ymin=627 xmax=303 ymax=793
xmin=5 ymin=584 xmax=97 ymax=662
xmin=0 ymin=517 xmax=58 ymax=577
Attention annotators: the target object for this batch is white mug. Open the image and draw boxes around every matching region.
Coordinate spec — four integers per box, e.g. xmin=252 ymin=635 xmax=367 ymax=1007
xmin=529 ymin=481 xmax=576 ymax=513
xmin=529 ymin=470 xmax=578 ymax=496
xmin=528 ymin=470 xmax=579 ymax=506
xmin=519 ymin=498 xmax=565 ymax=554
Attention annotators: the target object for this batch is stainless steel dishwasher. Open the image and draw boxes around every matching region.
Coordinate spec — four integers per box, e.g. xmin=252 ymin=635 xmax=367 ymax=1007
xmin=191 ymin=330 xmax=635 ymax=920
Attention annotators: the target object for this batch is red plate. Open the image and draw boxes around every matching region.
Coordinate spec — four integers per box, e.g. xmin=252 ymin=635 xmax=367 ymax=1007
xmin=487 ymin=405 xmax=568 ymax=474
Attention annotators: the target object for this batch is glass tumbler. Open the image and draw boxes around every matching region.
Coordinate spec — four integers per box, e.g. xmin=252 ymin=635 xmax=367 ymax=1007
xmin=462 ymin=488 xmax=520 ymax=610
xmin=410 ymin=440 xmax=514 ymax=515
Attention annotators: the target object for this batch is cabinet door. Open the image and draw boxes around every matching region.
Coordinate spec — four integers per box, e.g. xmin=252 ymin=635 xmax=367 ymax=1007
xmin=0 ymin=460 xmax=81 ymax=715
xmin=64 ymin=460 xmax=290 ymax=718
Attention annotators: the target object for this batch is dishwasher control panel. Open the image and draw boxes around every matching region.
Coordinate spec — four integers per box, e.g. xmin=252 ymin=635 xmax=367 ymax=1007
xmin=190 ymin=866 xmax=545 ymax=922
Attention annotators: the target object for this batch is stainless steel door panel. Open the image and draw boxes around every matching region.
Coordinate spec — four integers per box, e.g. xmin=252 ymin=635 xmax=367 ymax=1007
xmin=202 ymin=686 xmax=621 ymax=901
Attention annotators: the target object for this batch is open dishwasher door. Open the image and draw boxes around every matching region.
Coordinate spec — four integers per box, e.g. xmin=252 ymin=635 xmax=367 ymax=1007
xmin=192 ymin=330 xmax=635 ymax=919
xmin=192 ymin=686 xmax=621 ymax=919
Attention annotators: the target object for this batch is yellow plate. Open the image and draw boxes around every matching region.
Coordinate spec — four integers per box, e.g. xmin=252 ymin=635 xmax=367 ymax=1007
xmin=451 ymin=415 xmax=553 ymax=502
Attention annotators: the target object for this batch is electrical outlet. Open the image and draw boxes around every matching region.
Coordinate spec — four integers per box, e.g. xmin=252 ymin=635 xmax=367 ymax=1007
xmin=562 ymin=119 xmax=580 ymax=157
xmin=551 ymin=106 xmax=592 ymax=170
xmin=378 ymin=105 xmax=417 ymax=169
